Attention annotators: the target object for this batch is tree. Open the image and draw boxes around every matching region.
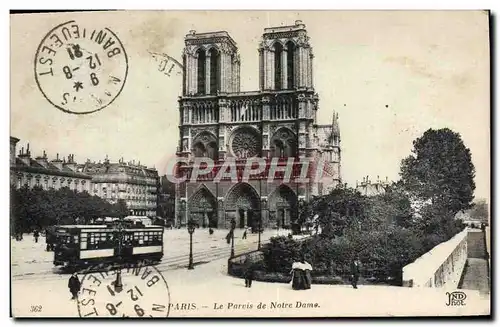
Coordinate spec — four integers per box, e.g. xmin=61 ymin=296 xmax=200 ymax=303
xmin=303 ymin=187 xmax=367 ymax=238
xmin=114 ymin=199 xmax=129 ymax=218
xmin=365 ymin=183 xmax=413 ymax=229
xmin=400 ymin=128 xmax=475 ymax=215
xmin=469 ymin=199 xmax=489 ymax=223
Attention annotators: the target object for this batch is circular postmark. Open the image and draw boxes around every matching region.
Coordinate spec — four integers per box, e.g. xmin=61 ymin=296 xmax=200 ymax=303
xmin=34 ymin=20 xmax=128 ymax=115
xmin=148 ymin=51 xmax=183 ymax=78
xmin=77 ymin=265 xmax=171 ymax=318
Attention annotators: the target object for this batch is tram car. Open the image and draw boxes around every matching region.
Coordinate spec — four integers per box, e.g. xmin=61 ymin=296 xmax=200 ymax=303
xmin=53 ymin=222 xmax=164 ymax=269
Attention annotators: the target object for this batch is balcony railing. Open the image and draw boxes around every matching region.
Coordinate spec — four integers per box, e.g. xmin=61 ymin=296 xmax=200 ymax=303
xmin=183 ymin=91 xmax=300 ymax=125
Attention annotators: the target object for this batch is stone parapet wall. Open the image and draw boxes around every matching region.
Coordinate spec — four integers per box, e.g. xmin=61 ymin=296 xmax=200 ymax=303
xmin=402 ymin=229 xmax=468 ymax=289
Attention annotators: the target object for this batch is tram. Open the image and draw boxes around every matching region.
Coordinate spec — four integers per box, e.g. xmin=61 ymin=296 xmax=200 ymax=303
xmin=53 ymin=222 xmax=164 ymax=269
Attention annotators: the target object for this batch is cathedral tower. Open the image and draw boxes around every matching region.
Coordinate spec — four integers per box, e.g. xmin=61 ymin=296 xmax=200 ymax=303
xmin=182 ymin=30 xmax=241 ymax=96
xmin=259 ymin=20 xmax=314 ymax=91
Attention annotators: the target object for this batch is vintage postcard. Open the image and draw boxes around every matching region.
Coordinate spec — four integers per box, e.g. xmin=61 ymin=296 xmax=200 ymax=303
xmin=10 ymin=10 xmax=491 ymax=318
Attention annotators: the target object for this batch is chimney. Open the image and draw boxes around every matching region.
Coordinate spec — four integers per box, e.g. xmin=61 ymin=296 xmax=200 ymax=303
xmin=51 ymin=153 xmax=63 ymax=170
xmin=35 ymin=150 xmax=49 ymax=168
xmin=18 ymin=144 xmax=31 ymax=166
xmin=10 ymin=136 xmax=20 ymax=167
xmin=64 ymin=153 xmax=77 ymax=171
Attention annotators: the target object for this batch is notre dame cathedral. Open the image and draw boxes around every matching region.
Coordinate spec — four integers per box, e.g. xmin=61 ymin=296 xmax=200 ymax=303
xmin=175 ymin=20 xmax=341 ymax=229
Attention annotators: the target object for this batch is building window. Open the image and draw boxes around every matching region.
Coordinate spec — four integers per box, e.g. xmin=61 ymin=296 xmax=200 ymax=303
xmin=286 ymin=41 xmax=295 ymax=89
xmin=274 ymin=43 xmax=283 ymax=90
xmin=44 ymin=179 xmax=48 ymax=189
xmin=209 ymin=48 xmax=220 ymax=95
xmin=196 ymin=49 xmax=206 ymax=95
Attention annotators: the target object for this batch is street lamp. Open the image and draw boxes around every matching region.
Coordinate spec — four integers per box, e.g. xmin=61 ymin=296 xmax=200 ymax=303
xmin=230 ymin=218 xmax=236 ymax=258
xmin=113 ymin=217 xmax=124 ymax=292
xmin=187 ymin=219 xmax=195 ymax=270
xmin=258 ymin=215 xmax=262 ymax=250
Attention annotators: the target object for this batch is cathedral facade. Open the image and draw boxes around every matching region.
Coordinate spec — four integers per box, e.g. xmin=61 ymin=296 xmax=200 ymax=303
xmin=175 ymin=20 xmax=341 ymax=229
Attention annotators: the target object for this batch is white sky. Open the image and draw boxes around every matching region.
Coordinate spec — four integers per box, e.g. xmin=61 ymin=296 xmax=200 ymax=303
xmin=10 ymin=10 xmax=490 ymax=200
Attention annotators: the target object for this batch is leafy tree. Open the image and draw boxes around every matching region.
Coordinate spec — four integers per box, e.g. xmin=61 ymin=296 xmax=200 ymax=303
xmin=400 ymin=128 xmax=475 ymax=215
xmin=469 ymin=199 xmax=489 ymax=223
xmin=365 ymin=183 xmax=413 ymax=229
xmin=303 ymin=187 xmax=367 ymax=238
xmin=113 ymin=199 xmax=129 ymax=218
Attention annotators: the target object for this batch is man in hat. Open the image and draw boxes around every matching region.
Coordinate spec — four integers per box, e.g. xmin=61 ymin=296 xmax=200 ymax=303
xmin=68 ymin=272 xmax=81 ymax=300
xmin=244 ymin=257 xmax=255 ymax=288
xmin=350 ymin=255 xmax=361 ymax=289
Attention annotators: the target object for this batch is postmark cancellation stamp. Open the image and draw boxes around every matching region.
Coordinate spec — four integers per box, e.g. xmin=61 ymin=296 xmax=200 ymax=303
xmin=34 ymin=20 xmax=128 ymax=115
xmin=77 ymin=265 xmax=171 ymax=318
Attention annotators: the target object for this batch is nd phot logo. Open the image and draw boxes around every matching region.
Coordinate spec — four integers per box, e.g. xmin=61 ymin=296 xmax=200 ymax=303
xmin=445 ymin=291 xmax=467 ymax=306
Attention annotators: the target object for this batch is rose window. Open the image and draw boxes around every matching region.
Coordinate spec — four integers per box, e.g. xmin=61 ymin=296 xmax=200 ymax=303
xmin=230 ymin=127 xmax=261 ymax=159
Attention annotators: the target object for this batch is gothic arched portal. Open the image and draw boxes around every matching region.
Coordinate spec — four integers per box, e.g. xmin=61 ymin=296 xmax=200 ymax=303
xmin=268 ymin=184 xmax=298 ymax=229
xmin=225 ymin=183 xmax=261 ymax=229
xmin=189 ymin=186 xmax=217 ymax=228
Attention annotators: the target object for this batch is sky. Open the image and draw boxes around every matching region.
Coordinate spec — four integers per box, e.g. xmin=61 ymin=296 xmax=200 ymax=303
xmin=9 ymin=10 xmax=490 ymax=200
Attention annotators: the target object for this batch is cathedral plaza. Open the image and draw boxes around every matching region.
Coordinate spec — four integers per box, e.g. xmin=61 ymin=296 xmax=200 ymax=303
xmin=174 ymin=20 xmax=341 ymax=230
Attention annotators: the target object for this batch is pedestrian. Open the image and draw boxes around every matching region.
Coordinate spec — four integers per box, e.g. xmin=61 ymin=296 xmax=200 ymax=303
xmin=242 ymin=226 xmax=247 ymax=239
xmin=33 ymin=230 xmax=40 ymax=243
xmin=209 ymin=228 xmax=214 ymax=235
xmin=302 ymin=257 xmax=313 ymax=290
xmin=290 ymin=260 xmax=306 ymax=290
xmin=68 ymin=272 xmax=81 ymax=300
xmin=350 ymin=255 xmax=361 ymax=289
xmin=244 ymin=258 xmax=255 ymax=288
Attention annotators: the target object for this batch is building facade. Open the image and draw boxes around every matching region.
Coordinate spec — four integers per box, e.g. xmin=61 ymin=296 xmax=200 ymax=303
xmin=10 ymin=137 xmax=159 ymax=217
xmin=355 ymin=176 xmax=390 ymax=197
xmin=10 ymin=137 xmax=92 ymax=192
xmin=78 ymin=158 xmax=159 ymax=217
xmin=175 ymin=21 xmax=342 ymax=229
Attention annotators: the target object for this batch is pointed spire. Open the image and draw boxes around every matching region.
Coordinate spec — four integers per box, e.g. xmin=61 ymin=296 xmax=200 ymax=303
xmin=331 ymin=110 xmax=340 ymax=139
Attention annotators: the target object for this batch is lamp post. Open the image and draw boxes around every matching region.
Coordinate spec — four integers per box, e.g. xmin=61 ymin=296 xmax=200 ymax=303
xmin=230 ymin=218 xmax=236 ymax=258
xmin=187 ymin=219 xmax=195 ymax=270
xmin=258 ymin=215 xmax=262 ymax=250
xmin=113 ymin=217 xmax=124 ymax=292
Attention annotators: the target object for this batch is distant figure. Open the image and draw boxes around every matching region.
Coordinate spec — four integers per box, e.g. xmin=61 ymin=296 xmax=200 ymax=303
xmin=209 ymin=228 xmax=214 ymax=235
xmin=242 ymin=226 xmax=248 ymax=239
xmin=288 ymin=233 xmax=293 ymax=240
xmin=68 ymin=273 xmax=81 ymax=300
xmin=350 ymin=256 xmax=361 ymax=289
xmin=302 ymin=258 xmax=313 ymax=290
xmin=226 ymin=230 xmax=232 ymax=244
xmin=244 ymin=258 xmax=255 ymax=288
xmin=33 ymin=230 xmax=40 ymax=243
xmin=290 ymin=260 xmax=306 ymax=290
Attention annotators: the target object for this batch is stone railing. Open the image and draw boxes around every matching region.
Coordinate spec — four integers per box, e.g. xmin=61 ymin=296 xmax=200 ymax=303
xmin=402 ymin=229 xmax=468 ymax=289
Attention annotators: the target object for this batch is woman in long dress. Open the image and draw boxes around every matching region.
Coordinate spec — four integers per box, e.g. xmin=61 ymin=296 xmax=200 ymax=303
xmin=302 ymin=260 xmax=313 ymax=289
xmin=291 ymin=262 xmax=306 ymax=290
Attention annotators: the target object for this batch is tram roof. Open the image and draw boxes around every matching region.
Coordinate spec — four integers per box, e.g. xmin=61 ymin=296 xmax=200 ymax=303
xmin=56 ymin=225 xmax=109 ymax=229
xmin=55 ymin=224 xmax=164 ymax=229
